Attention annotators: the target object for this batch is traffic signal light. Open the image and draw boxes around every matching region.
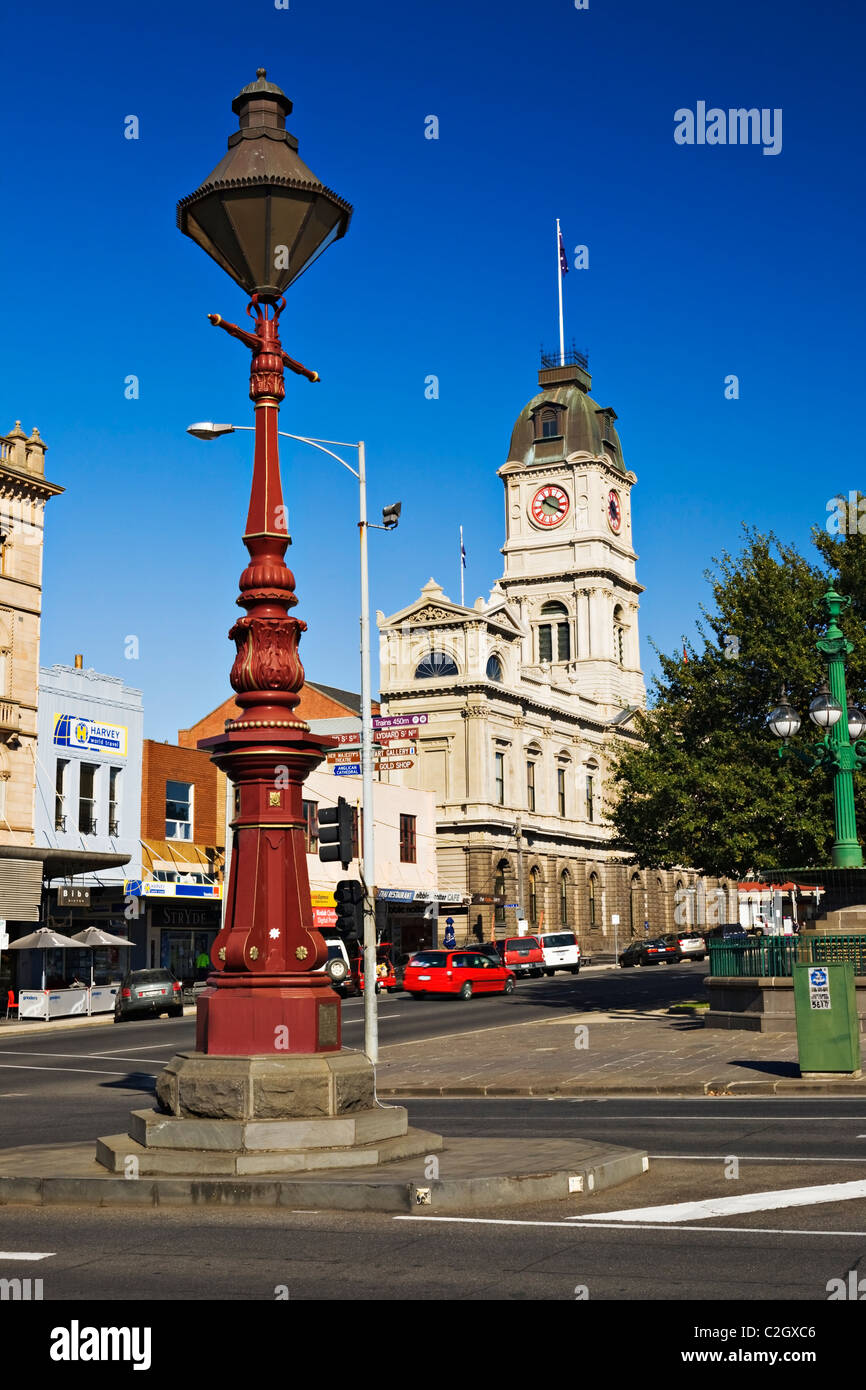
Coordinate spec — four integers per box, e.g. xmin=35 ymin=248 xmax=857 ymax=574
xmin=382 ymin=501 xmax=401 ymax=529
xmin=318 ymin=796 xmax=353 ymax=869
xmin=333 ymin=879 xmax=364 ymax=941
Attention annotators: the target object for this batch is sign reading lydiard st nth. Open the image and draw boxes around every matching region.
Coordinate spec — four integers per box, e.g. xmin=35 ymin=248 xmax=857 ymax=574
xmin=53 ymin=713 xmax=128 ymax=757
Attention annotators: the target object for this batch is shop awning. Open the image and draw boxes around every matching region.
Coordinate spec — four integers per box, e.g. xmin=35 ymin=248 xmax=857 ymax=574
xmin=0 ymin=846 xmax=131 ymax=920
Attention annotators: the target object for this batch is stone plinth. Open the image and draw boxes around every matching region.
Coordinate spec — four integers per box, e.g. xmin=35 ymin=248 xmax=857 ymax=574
xmin=96 ymin=1050 xmax=443 ymax=1177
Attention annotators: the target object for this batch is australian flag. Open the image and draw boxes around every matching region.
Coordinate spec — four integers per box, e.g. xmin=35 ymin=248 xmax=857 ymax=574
xmin=559 ymin=229 xmax=569 ymax=275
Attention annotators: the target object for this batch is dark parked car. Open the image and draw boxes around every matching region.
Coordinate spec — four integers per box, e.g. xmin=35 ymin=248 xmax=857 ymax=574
xmin=618 ymin=938 xmax=679 ymax=968
xmin=114 ymin=969 xmax=184 ymax=1022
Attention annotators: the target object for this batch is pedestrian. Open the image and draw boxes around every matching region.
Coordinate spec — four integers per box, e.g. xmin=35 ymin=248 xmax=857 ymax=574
xmin=194 ymin=947 xmax=211 ymax=981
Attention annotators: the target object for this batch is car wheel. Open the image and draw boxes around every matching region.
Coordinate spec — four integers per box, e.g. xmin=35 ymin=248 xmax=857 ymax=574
xmin=503 ymin=977 xmax=515 ymax=994
xmin=326 ymin=960 xmax=349 ymax=985
xmin=169 ymin=1007 xmax=183 ymax=1018
xmin=409 ymin=991 xmax=424 ymax=999
xmin=113 ymin=1012 xmax=124 ymax=1023
xmin=570 ymin=966 xmax=580 ymax=974
xmin=543 ymin=969 xmax=555 ymax=977
xmin=459 ymin=982 xmax=473 ymax=1000
xmin=620 ymin=959 xmax=632 ymax=968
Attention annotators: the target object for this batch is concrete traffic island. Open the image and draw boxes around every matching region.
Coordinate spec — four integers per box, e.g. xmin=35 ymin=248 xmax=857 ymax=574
xmin=0 ymin=1136 xmax=648 ymax=1213
xmin=0 ymin=1048 xmax=649 ymax=1212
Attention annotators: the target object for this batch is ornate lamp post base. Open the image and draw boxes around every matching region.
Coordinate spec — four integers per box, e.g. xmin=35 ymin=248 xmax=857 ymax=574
xmin=195 ymin=720 xmax=342 ymax=1056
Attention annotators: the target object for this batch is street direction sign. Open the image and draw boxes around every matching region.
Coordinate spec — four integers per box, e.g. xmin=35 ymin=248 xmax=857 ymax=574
xmin=376 ymin=759 xmax=413 ymax=771
xmin=326 ymin=750 xmax=361 ymax=763
xmin=377 ymin=727 xmax=418 ymax=743
xmin=333 ymin=765 xmax=361 ymax=776
xmin=372 ymin=714 xmax=428 ymax=729
xmin=377 ymin=745 xmax=416 ymax=759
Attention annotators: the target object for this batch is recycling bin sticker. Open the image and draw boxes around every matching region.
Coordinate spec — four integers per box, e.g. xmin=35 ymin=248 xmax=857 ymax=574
xmin=808 ymin=967 xmax=831 ymax=1010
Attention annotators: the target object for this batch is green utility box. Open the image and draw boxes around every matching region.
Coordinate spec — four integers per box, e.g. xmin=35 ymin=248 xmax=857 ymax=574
xmin=793 ymin=962 xmax=861 ymax=1077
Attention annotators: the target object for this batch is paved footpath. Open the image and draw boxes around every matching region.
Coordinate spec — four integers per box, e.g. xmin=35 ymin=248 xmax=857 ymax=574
xmin=376 ymin=1006 xmax=866 ymax=1096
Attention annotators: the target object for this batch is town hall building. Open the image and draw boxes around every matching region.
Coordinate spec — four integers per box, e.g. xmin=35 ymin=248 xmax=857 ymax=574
xmin=377 ymin=352 xmax=718 ymax=954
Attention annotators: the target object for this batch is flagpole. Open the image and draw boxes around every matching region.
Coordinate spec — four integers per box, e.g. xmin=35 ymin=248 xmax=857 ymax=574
xmin=460 ymin=525 xmax=465 ymax=607
xmin=556 ymin=217 xmax=565 ymax=366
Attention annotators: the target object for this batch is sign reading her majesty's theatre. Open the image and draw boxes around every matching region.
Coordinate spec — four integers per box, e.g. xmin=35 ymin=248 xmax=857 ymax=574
xmin=53 ymin=713 xmax=128 ymax=757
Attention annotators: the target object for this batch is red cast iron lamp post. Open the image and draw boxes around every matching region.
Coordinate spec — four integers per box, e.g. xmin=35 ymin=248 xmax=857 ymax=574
xmin=177 ymin=70 xmax=352 ymax=1054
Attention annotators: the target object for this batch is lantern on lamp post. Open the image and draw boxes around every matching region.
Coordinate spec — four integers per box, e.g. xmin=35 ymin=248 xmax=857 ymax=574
xmin=177 ymin=70 xmax=353 ymax=1055
xmin=767 ymin=587 xmax=866 ymax=870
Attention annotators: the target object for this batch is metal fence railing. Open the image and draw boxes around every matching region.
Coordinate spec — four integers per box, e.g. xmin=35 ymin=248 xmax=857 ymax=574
xmin=709 ymin=934 xmax=866 ymax=978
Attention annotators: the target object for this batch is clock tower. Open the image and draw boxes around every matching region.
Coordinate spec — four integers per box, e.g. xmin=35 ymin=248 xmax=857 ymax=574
xmin=498 ymin=351 xmax=645 ymax=713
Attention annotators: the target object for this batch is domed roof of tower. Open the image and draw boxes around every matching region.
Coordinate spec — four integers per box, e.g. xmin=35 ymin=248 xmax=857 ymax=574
xmin=506 ymin=357 xmax=626 ymax=473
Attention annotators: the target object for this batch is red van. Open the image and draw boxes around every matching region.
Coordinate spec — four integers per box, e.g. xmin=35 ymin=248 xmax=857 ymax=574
xmin=495 ymin=935 xmax=545 ymax=978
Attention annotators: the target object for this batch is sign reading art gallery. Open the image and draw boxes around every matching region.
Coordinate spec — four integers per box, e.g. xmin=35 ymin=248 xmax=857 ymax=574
xmin=53 ymin=712 xmax=128 ymax=757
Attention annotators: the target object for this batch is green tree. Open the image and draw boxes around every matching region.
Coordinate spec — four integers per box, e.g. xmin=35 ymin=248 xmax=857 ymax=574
xmin=608 ymin=515 xmax=866 ymax=878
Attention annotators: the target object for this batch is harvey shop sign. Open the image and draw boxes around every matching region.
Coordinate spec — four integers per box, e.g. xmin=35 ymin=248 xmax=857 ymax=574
xmin=53 ymin=713 xmax=128 ymax=757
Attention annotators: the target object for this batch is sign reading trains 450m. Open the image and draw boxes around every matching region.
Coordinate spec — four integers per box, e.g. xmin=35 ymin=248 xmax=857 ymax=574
xmin=53 ymin=713 xmax=128 ymax=756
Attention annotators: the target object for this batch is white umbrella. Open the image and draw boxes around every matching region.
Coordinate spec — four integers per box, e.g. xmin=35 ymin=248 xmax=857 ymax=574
xmin=8 ymin=927 xmax=83 ymax=990
xmin=69 ymin=927 xmax=132 ymax=986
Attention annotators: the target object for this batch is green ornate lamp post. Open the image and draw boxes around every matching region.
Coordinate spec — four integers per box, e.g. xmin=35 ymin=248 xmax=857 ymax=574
xmin=767 ymin=586 xmax=866 ymax=869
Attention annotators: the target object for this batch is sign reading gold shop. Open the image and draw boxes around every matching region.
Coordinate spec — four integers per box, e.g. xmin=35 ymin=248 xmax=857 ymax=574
xmin=53 ymin=713 xmax=128 ymax=757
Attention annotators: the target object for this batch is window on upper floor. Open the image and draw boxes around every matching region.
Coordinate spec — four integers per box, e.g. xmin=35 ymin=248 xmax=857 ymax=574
xmin=55 ymin=758 xmax=68 ymax=832
xmin=541 ymin=410 xmax=558 ymax=438
xmin=557 ymin=767 xmax=567 ymax=817
xmin=494 ymin=752 xmax=505 ymax=806
xmin=486 ymin=654 xmax=503 ymax=682
xmin=108 ymin=767 xmax=121 ymax=838
xmin=400 ymin=813 xmax=417 ymax=864
xmin=166 ymin=780 xmax=193 ymax=841
xmin=415 ymin=651 xmax=458 ymax=679
xmin=526 ymin=760 xmax=536 ymax=813
xmin=538 ymin=601 xmax=571 ymax=663
xmin=79 ymin=763 xmax=98 ymax=835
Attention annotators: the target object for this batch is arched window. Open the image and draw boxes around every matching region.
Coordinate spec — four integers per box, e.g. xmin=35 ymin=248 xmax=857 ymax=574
xmin=538 ymin=600 xmax=571 ymax=663
xmin=613 ymin=604 xmax=625 ymax=666
xmin=560 ymin=870 xmax=570 ymax=927
xmin=529 ymin=868 xmax=539 ymax=926
xmin=494 ymin=860 xmax=507 ymax=928
xmin=629 ymin=873 xmax=642 ymax=936
xmin=414 ymin=650 xmax=458 ymax=679
xmin=486 ymin=654 xmax=503 ymax=682
xmin=588 ymin=872 xmax=598 ymax=929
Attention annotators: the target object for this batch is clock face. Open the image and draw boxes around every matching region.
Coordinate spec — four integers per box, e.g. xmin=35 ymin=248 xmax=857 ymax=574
xmin=607 ymin=489 xmax=623 ymax=533
xmin=530 ymin=484 xmax=570 ymax=529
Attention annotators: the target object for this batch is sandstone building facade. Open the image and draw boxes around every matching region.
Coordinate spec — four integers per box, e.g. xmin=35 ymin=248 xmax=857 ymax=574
xmin=377 ymin=356 xmax=722 ymax=954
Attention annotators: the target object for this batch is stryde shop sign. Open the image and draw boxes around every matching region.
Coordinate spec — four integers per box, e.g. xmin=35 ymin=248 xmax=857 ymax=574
xmin=54 ymin=713 xmax=128 ymax=757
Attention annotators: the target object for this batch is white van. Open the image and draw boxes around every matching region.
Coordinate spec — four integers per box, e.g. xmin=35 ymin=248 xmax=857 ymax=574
xmin=539 ymin=931 xmax=581 ymax=975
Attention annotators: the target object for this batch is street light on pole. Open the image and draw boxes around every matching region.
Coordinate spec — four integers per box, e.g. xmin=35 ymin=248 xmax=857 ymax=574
xmin=187 ymin=420 xmax=400 ymax=1062
xmin=767 ymin=586 xmax=866 ymax=869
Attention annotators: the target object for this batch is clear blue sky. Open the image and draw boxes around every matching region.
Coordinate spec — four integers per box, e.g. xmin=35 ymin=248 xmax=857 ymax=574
xmin=1 ymin=0 xmax=862 ymax=737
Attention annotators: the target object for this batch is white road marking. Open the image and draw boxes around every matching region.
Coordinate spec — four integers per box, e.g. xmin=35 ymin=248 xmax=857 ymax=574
xmin=393 ymin=1215 xmax=866 ymax=1236
xmin=0 ymin=1252 xmax=54 ymax=1260
xmin=342 ymin=1015 xmax=403 ymax=1023
xmin=0 ymin=1092 xmax=27 ymax=1097
xmin=652 ymin=1154 xmax=866 ymax=1163
xmin=0 ymin=1064 xmax=132 ymax=1076
xmin=572 ymin=1179 xmax=866 ymax=1223
xmin=90 ymin=1044 xmax=177 ymax=1055
xmin=0 ymin=1050 xmax=165 ymax=1064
